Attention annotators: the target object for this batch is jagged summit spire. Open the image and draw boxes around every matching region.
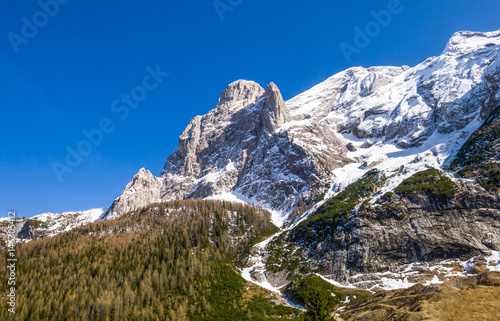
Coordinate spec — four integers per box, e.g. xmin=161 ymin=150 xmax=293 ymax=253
xmin=262 ymin=82 xmax=291 ymax=132
xmin=103 ymin=30 xmax=500 ymax=221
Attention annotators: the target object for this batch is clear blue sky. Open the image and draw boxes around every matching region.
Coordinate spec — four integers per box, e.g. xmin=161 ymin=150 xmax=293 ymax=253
xmin=1 ymin=0 xmax=499 ymax=217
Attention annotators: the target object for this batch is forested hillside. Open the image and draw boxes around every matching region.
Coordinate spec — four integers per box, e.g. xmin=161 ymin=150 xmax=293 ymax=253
xmin=0 ymin=200 xmax=302 ymax=321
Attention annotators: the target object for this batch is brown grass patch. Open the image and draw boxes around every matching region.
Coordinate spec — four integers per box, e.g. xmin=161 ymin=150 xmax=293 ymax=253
xmin=421 ymin=284 xmax=500 ymax=321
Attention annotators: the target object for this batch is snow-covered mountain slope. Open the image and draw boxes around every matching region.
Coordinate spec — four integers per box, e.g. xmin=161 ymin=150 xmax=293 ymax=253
xmin=103 ymin=30 xmax=500 ymax=224
xmin=32 ymin=208 xmax=106 ymax=234
xmin=0 ymin=208 xmax=106 ymax=243
xmin=285 ymin=30 xmax=500 ymax=200
xmin=105 ymin=82 xmax=348 ymax=221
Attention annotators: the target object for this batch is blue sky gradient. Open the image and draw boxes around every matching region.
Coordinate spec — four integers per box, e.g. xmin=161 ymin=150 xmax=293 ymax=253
xmin=1 ymin=0 xmax=499 ymax=217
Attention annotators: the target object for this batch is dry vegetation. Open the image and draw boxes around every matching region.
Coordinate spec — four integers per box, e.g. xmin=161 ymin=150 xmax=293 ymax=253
xmin=421 ymin=283 xmax=500 ymax=321
xmin=340 ymin=273 xmax=500 ymax=321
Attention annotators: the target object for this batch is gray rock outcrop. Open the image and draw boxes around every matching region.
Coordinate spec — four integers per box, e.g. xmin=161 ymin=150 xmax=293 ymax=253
xmin=17 ymin=221 xmax=34 ymax=239
xmin=297 ymin=183 xmax=500 ymax=284
xmin=103 ymin=30 xmax=500 ymax=222
xmin=104 ymin=80 xmax=349 ymax=219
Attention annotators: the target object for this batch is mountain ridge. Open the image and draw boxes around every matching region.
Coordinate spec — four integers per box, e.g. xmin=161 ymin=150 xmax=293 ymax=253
xmin=102 ymin=29 xmax=500 ymax=224
xmin=3 ymin=29 xmax=500 ymax=320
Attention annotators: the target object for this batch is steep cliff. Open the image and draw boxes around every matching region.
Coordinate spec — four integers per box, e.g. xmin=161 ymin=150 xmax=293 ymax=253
xmin=103 ymin=30 xmax=500 ymax=225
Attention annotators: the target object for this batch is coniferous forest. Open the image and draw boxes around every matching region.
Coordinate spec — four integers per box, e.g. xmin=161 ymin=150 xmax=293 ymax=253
xmin=0 ymin=200 xmax=303 ymax=321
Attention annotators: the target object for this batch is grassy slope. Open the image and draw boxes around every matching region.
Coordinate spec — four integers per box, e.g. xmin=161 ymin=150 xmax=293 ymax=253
xmin=421 ymin=283 xmax=500 ymax=321
xmin=341 ymin=273 xmax=500 ymax=321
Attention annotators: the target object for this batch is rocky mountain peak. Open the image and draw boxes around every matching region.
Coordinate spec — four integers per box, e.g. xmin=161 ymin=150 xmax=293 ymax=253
xmin=216 ymin=79 xmax=265 ymax=112
xmin=262 ymin=82 xmax=291 ymax=132
xmin=136 ymin=167 xmax=151 ymax=176
xmin=103 ymin=30 xmax=500 ymax=223
xmin=442 ymin=29 xmax=500 ymax=56
xmin=104 ymin=168 xmax=162 ymax=220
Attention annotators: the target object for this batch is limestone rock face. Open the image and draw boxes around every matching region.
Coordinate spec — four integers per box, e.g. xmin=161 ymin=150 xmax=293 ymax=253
xmin=305 ymin=185 xmax=500 ymax=284
xmin=103 ymin=79 xmax=350 ymax=220
xmin=262 ymin=82 xmax=291 ymax=133
xmin=17 ymin=221 xmax=34 ymax=239
xmin=103 ymin=30 xmax=500 ymax=222
xmin=104 ymin=168 xmax=162 ymax=220
xmin=93 ymin=31 xmax=500 ymax=292
xmin=158 ymin=80 xmax=346 ymax=210
xmin=216 ymin=79 xmax=265 ymax=112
